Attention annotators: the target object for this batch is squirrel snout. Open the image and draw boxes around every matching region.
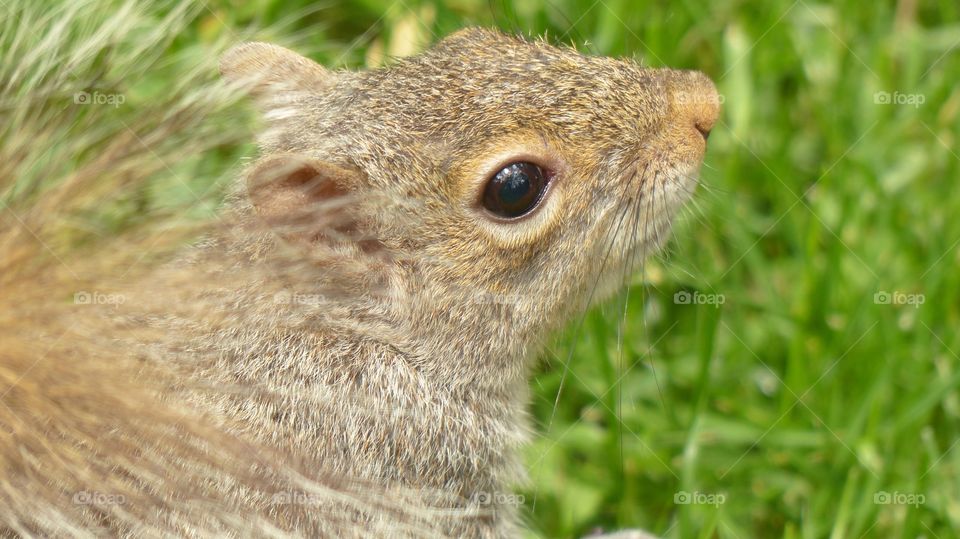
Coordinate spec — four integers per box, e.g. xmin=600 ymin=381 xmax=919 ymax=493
xmin=668 ymin=71 xmax=720 ymax=142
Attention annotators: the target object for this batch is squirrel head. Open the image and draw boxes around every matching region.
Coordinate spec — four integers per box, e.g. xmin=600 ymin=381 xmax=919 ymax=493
xmin=221 ymin=28 xmax=719 ymax=386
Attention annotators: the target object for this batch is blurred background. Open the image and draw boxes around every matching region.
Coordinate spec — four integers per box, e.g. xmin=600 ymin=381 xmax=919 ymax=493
xmin=7 ymin=0 xmax=959 ymax=537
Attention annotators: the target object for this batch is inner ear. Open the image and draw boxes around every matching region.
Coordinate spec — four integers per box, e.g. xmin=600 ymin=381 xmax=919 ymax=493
xmin=246 ymin=154 xmax=363 ymax=247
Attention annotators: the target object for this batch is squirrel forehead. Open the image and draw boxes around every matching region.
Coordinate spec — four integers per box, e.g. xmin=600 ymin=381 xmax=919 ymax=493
xmin=255 ymin=29 xmax=678 ymax=172
xmin=358 ymin=30 xmax=670 ymax=136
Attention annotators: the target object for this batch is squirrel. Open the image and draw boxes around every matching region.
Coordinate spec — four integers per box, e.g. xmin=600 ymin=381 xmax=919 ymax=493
xmin=0 ymin=18 xmax=718 ymax=539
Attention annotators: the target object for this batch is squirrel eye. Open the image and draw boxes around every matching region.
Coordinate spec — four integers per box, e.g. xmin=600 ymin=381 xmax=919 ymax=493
xmin=482 ymin=162 xmax=549 ymax=219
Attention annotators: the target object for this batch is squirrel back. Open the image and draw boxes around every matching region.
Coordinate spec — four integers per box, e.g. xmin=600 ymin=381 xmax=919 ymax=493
xmin=0 ymin=4 xmax=718 ymax=537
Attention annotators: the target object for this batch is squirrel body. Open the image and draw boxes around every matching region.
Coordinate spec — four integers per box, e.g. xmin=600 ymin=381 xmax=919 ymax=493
xmin=0 ymin=22 xmax=717 ymax=538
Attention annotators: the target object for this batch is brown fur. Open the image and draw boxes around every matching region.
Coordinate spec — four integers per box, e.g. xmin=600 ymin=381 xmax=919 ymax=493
xmin=1 ymin=23 xmax=718 ymax=538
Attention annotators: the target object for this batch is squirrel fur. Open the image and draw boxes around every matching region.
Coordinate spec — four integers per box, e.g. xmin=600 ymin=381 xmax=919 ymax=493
xmin=0 ymin=3 xmax=718 ymax=537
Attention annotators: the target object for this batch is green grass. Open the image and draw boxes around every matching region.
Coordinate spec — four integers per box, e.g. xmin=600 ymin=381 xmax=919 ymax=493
xmin=16 ymin=0 xmax=960 ymax=537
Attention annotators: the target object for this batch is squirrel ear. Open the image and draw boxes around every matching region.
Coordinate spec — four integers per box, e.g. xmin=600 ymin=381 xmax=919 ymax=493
xmin=246 ymin=154 xmax=360 ymax=246
xmin=220 ymin=42 xmax=332 ymax=98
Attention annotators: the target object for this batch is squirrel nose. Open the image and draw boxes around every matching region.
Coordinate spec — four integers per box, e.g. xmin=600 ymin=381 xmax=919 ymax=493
xmin=668 ymin=71 xmax=720 ymax=142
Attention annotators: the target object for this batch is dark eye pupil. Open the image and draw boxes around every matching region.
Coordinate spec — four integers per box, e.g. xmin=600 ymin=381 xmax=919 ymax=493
xmin=482 ymin=162 xmax=548 ymax=218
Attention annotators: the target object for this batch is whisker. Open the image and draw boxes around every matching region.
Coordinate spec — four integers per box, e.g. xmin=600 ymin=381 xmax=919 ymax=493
xmin=547 ymin=183 xmax=633 ymax=430
xmin=620 ymin=162 xmax=651 ymax=470
xmin=612 ymin=161 xmax=648 ymax=477
xmin=532 ymin=160 xmax=643 ymax=511
xmin=642 ymin=170 xmax=668 ymax=410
